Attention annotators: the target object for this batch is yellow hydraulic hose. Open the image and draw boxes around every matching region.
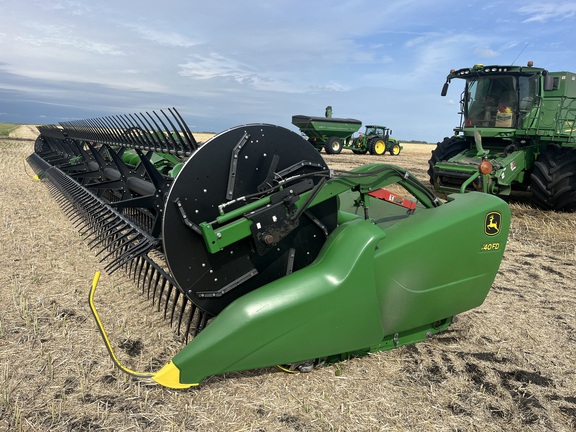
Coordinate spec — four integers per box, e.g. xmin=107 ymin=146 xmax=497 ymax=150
xmin=88 ymin=271 xmax=197 ymax=388
xmin=23 ymin=157 xmax=41 ymax=180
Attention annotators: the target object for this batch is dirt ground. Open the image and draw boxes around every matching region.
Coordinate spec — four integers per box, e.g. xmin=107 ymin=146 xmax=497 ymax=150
xmin=1 ymin=126 xmax=575 ymax=431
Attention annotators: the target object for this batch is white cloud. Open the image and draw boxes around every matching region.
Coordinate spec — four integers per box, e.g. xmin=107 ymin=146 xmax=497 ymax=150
xmin=310 ymin=81 xmax=350 ymax=92
xmin=405 ymin=35 xmax=433 ymax=48
xmin=474 ymin=47 xmax=499 ymax=58
xmin=125 ymin=24 xmax=199 ymax=48
xmin=12 ymin=21 xmax=126 ymax=56
xmin=177 ymin=53 xmax=308 ymax=93
xmin=14 ymin=34 xmax=125 ymax=56
xmin=518 ymin=3 xmax=576 ymax=22
xmin=39 ymin=0 xmax=95 ymax=16
xmin=178 ymin=53 xmax=252 ymax=81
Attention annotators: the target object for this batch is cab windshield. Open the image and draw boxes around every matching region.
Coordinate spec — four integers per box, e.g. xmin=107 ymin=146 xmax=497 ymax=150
xmin=365 ymin=127 xmax=388 ymax=136
xmin=464 ymin=75 xmax=538 ymax=128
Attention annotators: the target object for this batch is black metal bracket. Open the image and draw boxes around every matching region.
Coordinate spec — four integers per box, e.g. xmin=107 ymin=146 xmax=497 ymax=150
xmin=226 ymin=132 xmax=250 ymax=200
xmin=247 ymin=179 xmax=314 ymax=255
xmin=173 ymin=197 xmax=202 ymax=235
xmin=197 ymin=268 xmax=259 ymax=298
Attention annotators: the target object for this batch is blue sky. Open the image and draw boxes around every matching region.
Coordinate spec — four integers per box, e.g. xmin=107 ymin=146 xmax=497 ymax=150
xmin=1 ymin=0 xmax=575 ymax=142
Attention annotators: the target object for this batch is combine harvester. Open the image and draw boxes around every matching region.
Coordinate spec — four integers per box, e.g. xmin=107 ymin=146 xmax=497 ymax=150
xmin=27 ymin=108 xmax=510 ymax=388
xmin=429 ymin=61 xmax=576 ymax=211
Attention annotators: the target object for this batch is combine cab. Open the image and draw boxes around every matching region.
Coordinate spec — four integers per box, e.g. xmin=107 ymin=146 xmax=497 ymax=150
xmin=28 ymin=108 xmax=510 ymax=388
xmin=429 ymin=61 xmax=576 ymax=211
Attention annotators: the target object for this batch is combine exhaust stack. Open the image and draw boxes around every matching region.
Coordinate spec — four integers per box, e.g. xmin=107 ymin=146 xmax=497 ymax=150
xmin=28 ymin=108 xmax=510 ymax=388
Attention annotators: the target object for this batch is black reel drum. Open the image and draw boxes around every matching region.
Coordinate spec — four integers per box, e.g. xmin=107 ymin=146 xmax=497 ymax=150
xmin=163 ymin=124 xmax=338 ymax=315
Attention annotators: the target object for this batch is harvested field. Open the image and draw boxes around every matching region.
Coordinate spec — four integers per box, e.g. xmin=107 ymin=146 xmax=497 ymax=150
xmin=1 ymin=126 xmax=575 ymax=431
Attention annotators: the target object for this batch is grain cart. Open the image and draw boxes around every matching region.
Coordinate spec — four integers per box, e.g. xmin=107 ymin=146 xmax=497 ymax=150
xmin=291 ymin=108 xmax=362 ymax=154
xmin=429 ymin=61 xmax=576 ymax=211
xmin=27 ymin=108 xmax=510 ymax=388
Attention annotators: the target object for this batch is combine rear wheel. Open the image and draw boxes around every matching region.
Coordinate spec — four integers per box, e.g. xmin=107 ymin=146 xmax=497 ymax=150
xmin=369 ymin=138 xmax=386 ymax=155
xmin=428 ymin=136 xmax=469 ymax=185
xmin=531 ymin=146 xmax=576 ymax=211
xmin=324 ymin=137 xmax=343 ymax=154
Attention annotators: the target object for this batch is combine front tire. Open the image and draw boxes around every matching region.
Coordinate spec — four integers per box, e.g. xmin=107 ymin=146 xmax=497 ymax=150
xmin=428 ymin=136 xmax=469 ymax=185
xmin=324 ymin=137 xmax=343 ymax=154
xmin=369 ymin=138 xmax=386 ymax=155
xmin=531 ymin=146 xmax=576 ymax=212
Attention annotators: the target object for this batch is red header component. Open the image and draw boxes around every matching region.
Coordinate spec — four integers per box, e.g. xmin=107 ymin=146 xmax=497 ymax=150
xmin=368 ymin=189 xmax=417 ymax=211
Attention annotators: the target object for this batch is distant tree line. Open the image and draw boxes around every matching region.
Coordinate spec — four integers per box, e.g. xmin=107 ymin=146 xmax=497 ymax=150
xmin=401 ymin=139 xmax=432 ymax=144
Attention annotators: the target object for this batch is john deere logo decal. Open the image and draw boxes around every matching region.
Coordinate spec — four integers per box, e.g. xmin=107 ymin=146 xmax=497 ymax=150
xmin=485 ymin=212 xmax=501 ymax=236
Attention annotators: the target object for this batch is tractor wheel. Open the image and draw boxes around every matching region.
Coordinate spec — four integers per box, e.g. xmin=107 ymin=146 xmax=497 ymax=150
xmin=531 ymin=146 xmax=576 ymax=211
xmin=324 ymin=137 xmax=343 ymax=154
xmin=369 ymin=138 xmax=386 ymax=155
xmin=427 ymin=136 xmax=469 ymax=185
xmin=351 ymin=138 xmax=368 ymax=154
xmin=389 ymin=143 xmax=401 ymax=156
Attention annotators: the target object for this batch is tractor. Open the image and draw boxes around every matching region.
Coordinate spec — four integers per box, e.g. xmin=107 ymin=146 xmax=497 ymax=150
xmin=353 ymin=125 xmax=402 ymax=156
xmin=428 ymin=61 xmax=576 ymax=211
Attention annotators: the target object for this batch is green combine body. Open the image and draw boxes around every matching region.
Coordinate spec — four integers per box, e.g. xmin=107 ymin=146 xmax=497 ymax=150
xmin=28 ymin=108 xmax=509 ymax=388
xmin=429 ymin=62 xmax=576 ymax=211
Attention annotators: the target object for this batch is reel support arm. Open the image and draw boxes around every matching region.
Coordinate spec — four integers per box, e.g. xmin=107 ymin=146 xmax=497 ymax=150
xmin=194 ymin=164 xmax=439 ymax=255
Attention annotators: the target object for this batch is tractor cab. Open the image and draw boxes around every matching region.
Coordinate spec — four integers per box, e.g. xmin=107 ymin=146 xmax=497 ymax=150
xmin=364 ymin=125 xmax=392 ymax=141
